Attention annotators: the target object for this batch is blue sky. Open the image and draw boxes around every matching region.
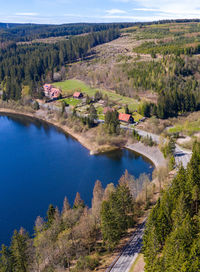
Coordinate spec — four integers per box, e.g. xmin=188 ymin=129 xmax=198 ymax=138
xmin=1 ymin=0 xmax=200 ymax=24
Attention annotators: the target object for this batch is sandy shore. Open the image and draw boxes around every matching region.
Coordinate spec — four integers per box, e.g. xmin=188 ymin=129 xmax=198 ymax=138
xmin=126 ymin=142 xmax=167 ymax=168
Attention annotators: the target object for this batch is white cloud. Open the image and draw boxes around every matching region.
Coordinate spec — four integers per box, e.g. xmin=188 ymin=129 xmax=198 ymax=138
xmin=15 ymin=13 xmax=39 ymax=16
xmin=106 ymin=9 xmax=127 ymax=14
xmin=133 ymin=8 xmax=159 ymax=12
xmin=114 ymin=0 xmax=200 ymax=19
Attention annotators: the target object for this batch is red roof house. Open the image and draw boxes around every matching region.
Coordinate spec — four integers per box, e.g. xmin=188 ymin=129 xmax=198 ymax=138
xmin=73 ymin=92 xmax=83 ymax=99
xmin=43 ymin=84 xmax=62 ymax=100
xmin=50 ymin=88 xmax=62 ymax=99
xmin=118 ymin=113 xmax=134 ymax=123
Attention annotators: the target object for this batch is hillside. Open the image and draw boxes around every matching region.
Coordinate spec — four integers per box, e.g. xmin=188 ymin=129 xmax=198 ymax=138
xmin=66 ymin=21 xmax=200 ymax=119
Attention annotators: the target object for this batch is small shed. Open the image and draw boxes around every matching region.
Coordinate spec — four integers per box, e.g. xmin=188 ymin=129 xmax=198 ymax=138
xmin=73 ymin=92 xmax=83 ymax=99
xmin=119 ymin=113 xmax=134 ymax=123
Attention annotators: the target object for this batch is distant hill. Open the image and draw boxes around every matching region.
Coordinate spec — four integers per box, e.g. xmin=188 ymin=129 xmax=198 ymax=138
xmin=1 ymin=19 xmax=200 ymax=43
xmin=0 ymin=22 xmax=136 ymax=43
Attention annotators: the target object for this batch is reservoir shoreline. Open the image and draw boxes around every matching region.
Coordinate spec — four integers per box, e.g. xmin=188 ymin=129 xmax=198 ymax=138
xmin=0 ymin=108 xmax=165 ymax=169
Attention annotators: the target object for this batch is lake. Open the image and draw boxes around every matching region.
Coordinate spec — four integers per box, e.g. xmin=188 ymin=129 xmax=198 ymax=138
xmin=0 ymin=114 xmax=154 ymax=245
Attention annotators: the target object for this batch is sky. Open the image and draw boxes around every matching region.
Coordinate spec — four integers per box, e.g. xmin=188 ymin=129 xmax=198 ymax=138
xmin=1 ymin=0 xmax=200 ymax=24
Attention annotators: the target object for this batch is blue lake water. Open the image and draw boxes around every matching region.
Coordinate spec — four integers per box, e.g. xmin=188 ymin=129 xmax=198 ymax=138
xmin=0 ymin=114 xmax=154 ymax=245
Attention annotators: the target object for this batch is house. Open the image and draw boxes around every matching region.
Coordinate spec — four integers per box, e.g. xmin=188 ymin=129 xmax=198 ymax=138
xmin=43 ymin=84 xmax=62 ymax=100
xmin=50 ymin=88 xmax=62 ymax=100
xmin=103 ymin=107 xmax=115 ymax=114
xmin=43 ymin=84 xmax=53 ymax=97
xmin=118 ymin=113 xmax=134 ymax=123
xmin=73 ymin=92 xmax=83 ymax=99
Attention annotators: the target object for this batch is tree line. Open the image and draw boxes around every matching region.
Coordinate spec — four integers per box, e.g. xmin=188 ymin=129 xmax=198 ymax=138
xmin=0 ymin=23 xmax=133 ymax=43
xmin=143 ymin=142 xmax=200 ymax=272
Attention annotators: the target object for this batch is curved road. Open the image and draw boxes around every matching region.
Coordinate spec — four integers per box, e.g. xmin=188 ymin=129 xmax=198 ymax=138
xmin=134 ymin=128 xmax=192 ymax=168
xmin=106 ymin=128 xmax=192 ymax=272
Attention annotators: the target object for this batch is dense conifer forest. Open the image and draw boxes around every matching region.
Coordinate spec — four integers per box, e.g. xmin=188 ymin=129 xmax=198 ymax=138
xmin=0 ymin=28 xmax=119 ymax=100
xmin=143 ymin=142 xmax=200 ymax=272
xmin=0 ymin=23 xmax=133 ymax=42
xmin=126 ymin=56 xmax=200 ymax=118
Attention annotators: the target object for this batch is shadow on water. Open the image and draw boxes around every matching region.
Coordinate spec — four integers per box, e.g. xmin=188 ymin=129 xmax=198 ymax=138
xmin=0 ymin=113 xmax=71 ymax=140
xmin=97 ymin=149 xmax=142 ymax=161
xmin=96 ymin=148 xmax=153 ymax=167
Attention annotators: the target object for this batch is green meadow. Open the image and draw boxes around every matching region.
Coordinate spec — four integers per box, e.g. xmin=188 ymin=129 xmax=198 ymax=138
xmin=54 ymin=79 xmax=140 ymax=112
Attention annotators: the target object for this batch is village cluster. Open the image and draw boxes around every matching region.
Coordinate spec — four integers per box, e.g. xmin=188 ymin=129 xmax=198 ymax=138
xmin=43 ymin=83 xmax=141 ymax=124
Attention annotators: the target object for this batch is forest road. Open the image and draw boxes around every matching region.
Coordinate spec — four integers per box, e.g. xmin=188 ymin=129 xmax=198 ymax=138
xmin=106 ymin=220 xmax=146 ymax=272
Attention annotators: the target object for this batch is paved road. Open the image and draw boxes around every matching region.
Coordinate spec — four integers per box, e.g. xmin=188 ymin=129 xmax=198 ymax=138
xmin=134 ymin=128 xmax=192 ymax=169
xmin=106 ymin=221 xmax=146 ymax=272
xmin=174 ymin=144 xmax=192 ymax=168
xmin=134 ymin=128 xmax=160 ymax=143
xmin=105 ymin=128 xmax=192 ymax=272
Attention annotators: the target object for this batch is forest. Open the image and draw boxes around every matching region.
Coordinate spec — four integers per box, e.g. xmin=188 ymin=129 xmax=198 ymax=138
xmin=143 ymin=142 xmax=200 ymax=272
xmin=125 ymin=56 xmax=200 ymax=118
xmin=0 ymin=22 xmax=133 ymax=43
xmin=0 ymin=28 xmax=120 ymax=100
xmin=0 ymin=172 xmax=151 ymax=272
xmin=1 ymin=20 xmax=199 ymax=43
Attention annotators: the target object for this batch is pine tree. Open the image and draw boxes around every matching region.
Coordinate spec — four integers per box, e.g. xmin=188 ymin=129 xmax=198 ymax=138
xmin=10 ymin=230 xmax=29 ymax=272
xmin=100 ymin=184 xmax=134 ymax=249
xmin=46 ymin=204 xmax=56 ymax=227
xmin=0 ymin=245 xmax=12 ymax=272
xmin=89 ymin=104 xmax=97 ymax=123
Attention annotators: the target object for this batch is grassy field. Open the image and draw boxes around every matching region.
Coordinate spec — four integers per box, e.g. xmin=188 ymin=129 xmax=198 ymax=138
xmin=54 ymin=79 xmax=141 ymax=112
xmin=168 ymin=119 xmax=200 ymax=136
xmin=61 ymin=97 xmax=81 ymax=107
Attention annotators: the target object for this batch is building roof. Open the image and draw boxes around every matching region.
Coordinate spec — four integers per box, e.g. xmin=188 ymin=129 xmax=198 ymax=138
xmin=73 ymin=92 xmax=83 ymax=98
xmin=50 ymin=88 xmax=61 ymax=98
xmin=43 ymin=84 xmax=52 ymax=90
xmin=118 ymin=113 xmax=132 ymax=122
